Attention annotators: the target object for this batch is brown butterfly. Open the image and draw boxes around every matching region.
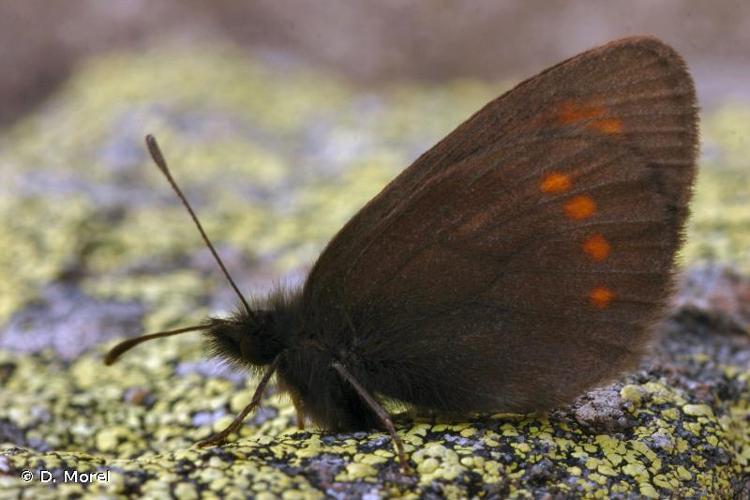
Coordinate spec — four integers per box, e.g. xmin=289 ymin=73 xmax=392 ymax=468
xmin=104 ymin=36 xmax=698 ymax=471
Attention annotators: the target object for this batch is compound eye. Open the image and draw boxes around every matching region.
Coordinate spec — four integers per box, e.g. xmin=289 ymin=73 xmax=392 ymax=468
xmin=240 ymin=337 xmax=253 ymax=361
xmin=238 ymin=335 xmax=268 ymax=365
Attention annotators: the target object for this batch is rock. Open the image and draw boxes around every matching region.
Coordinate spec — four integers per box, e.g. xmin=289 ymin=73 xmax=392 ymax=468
xmin=1 ymin=41 xmax=750 ymax=498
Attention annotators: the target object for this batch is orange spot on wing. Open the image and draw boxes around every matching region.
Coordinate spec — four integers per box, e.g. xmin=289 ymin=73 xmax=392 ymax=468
xmin=589 ymin=286 xmax=615 ymax=309
xmin=556 ymin=100 xmax=623 ymax=135
xmin=558 ymin=100 xmax=606 ymax=124
xmin=592 ymin=118 xmax=623 ymax=135
xmin=540 ymin=172 xmax=572 ymax=193
xmin=583 ymin=233 xmax=611 ymax=261
xmin=564 ymin=195 xmax=596 ymax=220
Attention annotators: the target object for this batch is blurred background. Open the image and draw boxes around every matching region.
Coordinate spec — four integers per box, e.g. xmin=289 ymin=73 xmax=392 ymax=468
xmin=2 ymin=0 xmax=750 ymax=125
xmin=1 ymin=0 xmax=750 ymax=126
xmin=0 ymin=0 xmax=749 ymax=465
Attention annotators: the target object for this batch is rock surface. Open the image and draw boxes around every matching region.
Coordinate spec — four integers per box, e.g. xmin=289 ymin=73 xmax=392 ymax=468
xmin=1 ymin=43 xmax=749 ymax=498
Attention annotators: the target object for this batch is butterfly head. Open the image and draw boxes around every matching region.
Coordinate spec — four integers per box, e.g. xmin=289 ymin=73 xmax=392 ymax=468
xmin=205 ymin=307 xmax=286 ymax=368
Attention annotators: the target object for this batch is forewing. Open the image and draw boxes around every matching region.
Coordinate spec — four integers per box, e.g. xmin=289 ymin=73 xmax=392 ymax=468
xmin=302 ymin=37 xmax=698 ymax=412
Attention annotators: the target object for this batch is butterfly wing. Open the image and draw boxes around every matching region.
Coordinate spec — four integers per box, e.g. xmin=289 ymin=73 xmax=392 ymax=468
xmin=301 ymin=37 xmax=698 ymax=413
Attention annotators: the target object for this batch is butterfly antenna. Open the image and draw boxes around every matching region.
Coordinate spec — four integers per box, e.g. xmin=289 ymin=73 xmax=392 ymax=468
xmin=104 ymin=323 xmax=209 ymax=365
xmin=145 ymin=134 xmax=254 ymax=318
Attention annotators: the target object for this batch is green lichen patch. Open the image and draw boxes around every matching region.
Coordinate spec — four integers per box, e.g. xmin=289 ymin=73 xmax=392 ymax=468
xmin=0 ymin=196 xmax=96 ymax=324
xmin=683 ymin=102 xmax=750 ymax=271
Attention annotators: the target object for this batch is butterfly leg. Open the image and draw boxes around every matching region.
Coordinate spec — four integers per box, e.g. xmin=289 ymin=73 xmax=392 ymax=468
xmin=424 ymin=408 xmax=438 ymax=425
xmin=291 ymin=392 xmax=306 ymax=430
xmin=197 ymin=356 xmax=280 ymax=448
xmin=331 ymin=361 xmax=409 ymax=472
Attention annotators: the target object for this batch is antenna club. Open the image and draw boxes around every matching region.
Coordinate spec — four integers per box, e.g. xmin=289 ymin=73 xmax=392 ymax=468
xmin=145 ymin=134 xmax=167 ymax=174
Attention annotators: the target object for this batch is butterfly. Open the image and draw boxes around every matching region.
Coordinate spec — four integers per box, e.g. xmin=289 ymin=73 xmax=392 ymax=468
xmin=104 ymin=36 xmax=698 ymax=471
